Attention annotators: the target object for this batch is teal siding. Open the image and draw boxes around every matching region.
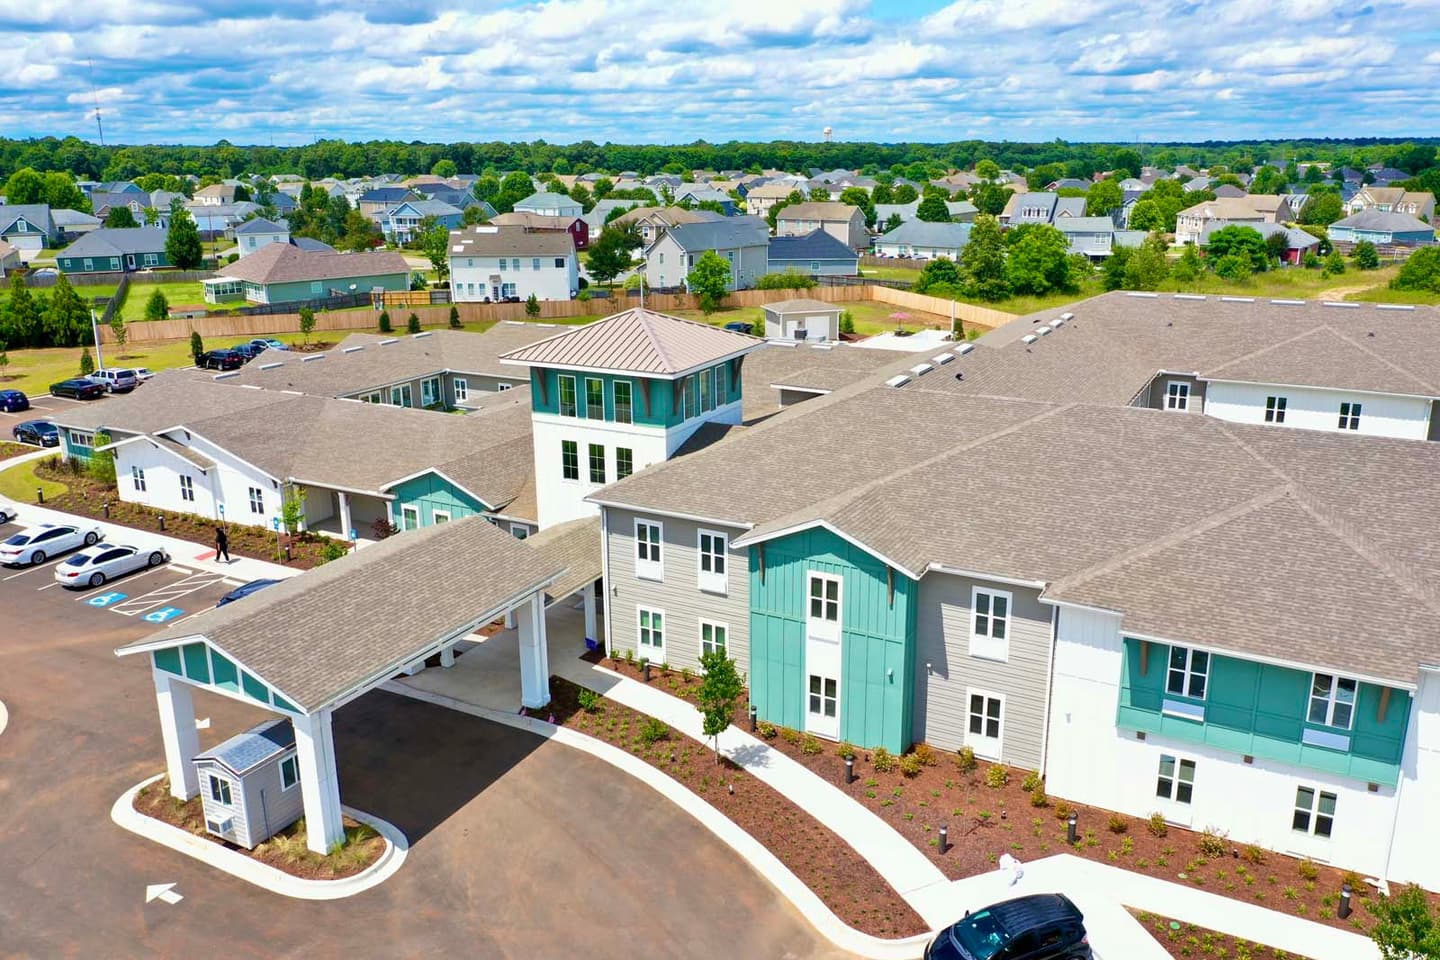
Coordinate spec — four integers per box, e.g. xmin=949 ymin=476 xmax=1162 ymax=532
xmin=63 ymin=432 xmax=94 ymax=460
xmin=58 ymin=252 xmax=167 ymax=273
xmin=529 ymin=359 xmax=742 ymax=429
xmin=261 ymin=271 xmax=407 ymax=304
xmin=1118 ymin=638 xmax=1409 ymax=785
xmin=749 ymin=527 xmax=916 ymax=753
xmin=387 ymin=472 xmax=487 ymax=527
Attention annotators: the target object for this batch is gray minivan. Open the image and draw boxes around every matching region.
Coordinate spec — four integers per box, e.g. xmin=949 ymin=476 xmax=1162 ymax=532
xmin=89 ymin=368 xmax=140 ymax=393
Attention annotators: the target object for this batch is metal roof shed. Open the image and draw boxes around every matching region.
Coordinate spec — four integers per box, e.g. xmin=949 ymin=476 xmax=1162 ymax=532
xmin=193 ymin=718 xmax=303 ymax=849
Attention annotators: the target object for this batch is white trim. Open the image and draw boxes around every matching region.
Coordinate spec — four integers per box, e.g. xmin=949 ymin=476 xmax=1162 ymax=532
xmin=734 ymin=519 xmax=922 ymax=581
xmin=279 ymin=753 xmax=300 ymax=791
xmin=452 ymin=377 xmax=469 ymax=403
xmin=1201 ymin=376 xmax=1440 ymax=403
xmin=963 ymin=687 xmax=1005 ymax=761
xmin=431 ymin=509 xmax=451 ymax=525
xmin=207 ymin=772 xmax=234 ymax=806
xmin=806 ymin=571 xmax=842 ymax=643
xmin=557 ymin=373 xmax=578 ymax=417
xmin=634 ymin=518 xmax=663 ymax=582
xmin=699 ymin=618 xmax=729 ymax=659
xmin=1165 ymin=644 xmax=1210 ymax=702
xmin=1118 ymin=629 xmax=1414 ymax=693
xmin=497 ymin=347 xmax=757 ymax=383
xmin=400 ymin=505 xmax=420 ymax=531
xmin=1308 ymin=672 xmax=1358 ymax=730
xmin=637 ymin=604 xmax=665 ymax=661
xmin=1164 ymin=379 xmax=1191 ymax=411
xmin=585 ymin=497 xmax=753 ymax=531
xmin=600 ymin=507 xmax=614 ymax=658
xmin=968 ymin=585 xmax=1011 ymax=662
xmin=696 ymin=527 xmax=728 ymax=595
xmin=1155 ymin=751 xmax=1197 ymax=805
xmin=926 ymin=563 xmax=1047 ymax=590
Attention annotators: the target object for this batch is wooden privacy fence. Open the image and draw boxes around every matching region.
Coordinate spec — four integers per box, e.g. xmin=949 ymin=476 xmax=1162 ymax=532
xmin=97 ymin=284 xmax=1015 ymax=344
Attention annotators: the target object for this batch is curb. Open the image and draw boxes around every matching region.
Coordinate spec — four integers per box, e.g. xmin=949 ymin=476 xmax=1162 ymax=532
xmin=111 ymin=774 xmax=408 ymax=900
xmin=381 ymin=681 xmax=933 ymax=960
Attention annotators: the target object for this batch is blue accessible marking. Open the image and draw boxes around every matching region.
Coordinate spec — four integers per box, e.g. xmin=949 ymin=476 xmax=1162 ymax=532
xmin=143 ymin=606 xmax=184 ymax=623
xmin=86 ymin=591 xmax=127 ymax=608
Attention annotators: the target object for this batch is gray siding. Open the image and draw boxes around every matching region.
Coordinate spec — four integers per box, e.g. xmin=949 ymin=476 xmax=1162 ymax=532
xmin=604 ymin=506 xmax=749 ymax=673
xmin=1141 ymin=373 xmax=1206 ymax=412
xmin=196 ymin=764 xmax=250 ymax=847
xmin=913 ymin=573 xmax=1053 ymax=771
xmin=195 ymin=755 xmax=304 ymax=849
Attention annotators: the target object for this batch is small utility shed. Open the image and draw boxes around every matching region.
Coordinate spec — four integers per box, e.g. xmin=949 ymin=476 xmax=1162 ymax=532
xmin=193 ymin=718 xmax=302 ymax=849
xmin=762 ymin=298 xmax=843 ymax=342
xmin=116 ymin=518 xmax=565 ymax=854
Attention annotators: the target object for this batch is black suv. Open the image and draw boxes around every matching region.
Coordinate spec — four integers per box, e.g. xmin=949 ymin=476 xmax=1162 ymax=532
xmin=198 ymin=349 xmax=247 ymax=370
xmin=925 ymin=894 xmax=1091 ymax=960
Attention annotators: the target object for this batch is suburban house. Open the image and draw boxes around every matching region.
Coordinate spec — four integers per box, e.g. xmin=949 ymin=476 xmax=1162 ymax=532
xmin=0 ymin=239 xmax=20 ymax=276
xmin=1345 ymin=188 xmax=1435 ymax=223
xmin=1328 ymin=210 xmax=1437 ymax=249
xmin=0 ymin=204 xmax=57 ymax=258
xmin=187 ymin=203 xmax=263 ymax=239
xmin=233 ymin=217 xmax=290 ymax=256
xmin=203 ymin=244 xmax=409 ymax=305
xmin=56 ymin=227 xmax=170 ymax=274
xmin=874 ymin=200 xmax=977 ymax=226
xmin=582 ymin=198 xmax=641 ymax=235
xmin=761 ymin=299 xmax=842 ymax=342
xmin=744 ymin=183 xmax=798 ymax=217
xmin=448 ymin=225 xmax=579 ymax=303
xmin=1199 ymin=221 xmax=1321 ymax=264
xmin=774 ymin=202 xmax=868 ymax=251
xmin=357 ymin=187 xmax=420 ymax=219
xmin=1000 ymin=192 xmax=1086 ymax=226
xmin=873 ymin=220 xmax=972 ymax=259
xmin=192 ymin=183 xmax=238 ymax=206
xmin=1175 ymin=197 xmax=1271 ymax=245
xmin=378 ymin=199 xmax=464 ymax=244
xmin=611 ymin=206 xmax=722 ymax=247
xmin=88 ymin=191 xmax=149 ymax=223
xmin=50 ymin=208 xmax=102 ymax=240
xmin=642 ymin=218 xmax=770 ymax=291
xmin=514 ymin=192 xmax=583 ymax=219
xmin=489 ymin=211 xmax=590 ymax=251
xmin=1056 ymin=217 xmax=1122 ymax=258
xmin=766 ymin=229 xmax=860 ymax=276
xmin=673 ymin=184 xmax=737 ymax=215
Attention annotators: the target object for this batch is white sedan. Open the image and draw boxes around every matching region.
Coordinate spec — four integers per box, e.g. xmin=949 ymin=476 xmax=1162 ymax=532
xmin=0 ymin=523 xmax=102 ymax=566
xmin=0 ymin=505 xmax=15 ymax=525
xmin=55 ymin=544 xmax=169 ymax=588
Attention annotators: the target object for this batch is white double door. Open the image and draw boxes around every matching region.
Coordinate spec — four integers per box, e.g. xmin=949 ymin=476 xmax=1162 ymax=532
xmin=805 ymin=573 xmax=842 ymax=740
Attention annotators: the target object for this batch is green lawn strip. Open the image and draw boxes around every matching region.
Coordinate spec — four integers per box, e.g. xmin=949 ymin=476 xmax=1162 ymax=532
xmin=120 ymin=281 xmax=210 ymax=321
xmin=0 ymin=457 xmax=67 ymax=503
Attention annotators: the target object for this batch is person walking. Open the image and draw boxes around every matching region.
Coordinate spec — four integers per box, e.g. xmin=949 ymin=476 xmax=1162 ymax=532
xmin=215 ymin=525 xmax=230 ymax=563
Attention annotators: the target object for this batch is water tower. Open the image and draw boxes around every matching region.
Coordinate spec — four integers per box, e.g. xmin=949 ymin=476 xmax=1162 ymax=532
xmin=823 ymin=126 xmax=833 ymax=142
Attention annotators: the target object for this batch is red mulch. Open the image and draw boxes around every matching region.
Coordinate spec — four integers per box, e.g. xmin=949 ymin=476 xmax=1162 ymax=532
xmin=593 ymin=655 xmax=1379 ymax=936
xmin=1129 ymin=909 xmax=1319 ymax=959
xmin=543 ymin=675 xmax=928 ymax=939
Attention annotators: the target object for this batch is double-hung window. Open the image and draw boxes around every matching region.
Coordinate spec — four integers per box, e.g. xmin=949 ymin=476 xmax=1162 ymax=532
xmin=716 ymin=366 xmax=728 ymax=406
xmin=1166 ymin=646 xmax=1208 ymax=699
xmin=808 ymin=574 xmax=841 ymax=628
xmin=613 ymin=380 xmax=633 ymax=424
xmin=248 ymin=486 xmax=264 ymax=514
xmin=1338 ymin=402 xmax=1361 ymax=431
xmin=699 ymin=368 xmax=713 ymax=412
xmin=179 ymin=475 xmax=194 ymax=502
xmin=1156 ymin=754 xmax=1195 ymax=804
xmin=638 ymin=607 xmax=664 ymax=657
xmin=131 ymin=465 xmax=146 ymax=492
xmin=560 ymin=440 xmax=579 ymax=481
xmin=1165 ymin=380 xmax=1190 ymax=411
xmin=1308 ymin=674 xmax=1357 ymax=729
xmin=700 ymin=620 xmax=727 ymax=658
xmin=1265 ymin=396 xmax=1287 ymax=423
xmin=532 ymin=257 xmax=541 ymax=271
xmin=585 ymin=377 xmax=604 ymax=419
xmin=588 ymin=443 xmax=606 ymax=484
xmin=969 ymin=587 xmax=1010 ymax=661
xmin=558 ymin=375 xmax=577 ymax=417
xmin=1293 ymin=786 xmax=1336 ymax=837
xmin=635 ymin=520 xmax=663 ymax=580
xmin=697 ymin=529 xmax=727 ymax=593
xmin=453 ymin=378 xmax=469 ymax=402
xmin=615 ymin=447 xmax=634 ymax=480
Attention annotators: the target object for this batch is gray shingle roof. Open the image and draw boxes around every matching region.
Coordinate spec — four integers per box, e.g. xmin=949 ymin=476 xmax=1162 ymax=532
xmin=777 ymin=202 xmax=860 ymax=222
xmin=0 ymin=204 xmax=56 ymax=236
xmin=59 ymin=227 xmax=168 ymax=259
xmin=767 ymin=229 xmax=859 ymax=262
xmin=1332 ymin=209 xmax=1434 ymax=233
xmin=234 ymin=217 xmax=286 ymax=235
xmin=525 ymin=516 xmax=601 ymax=601
xmin=195 ymin=718 xmax=295 ymax=776
xmin=449 ymin=224 xmax=576 ymax=257
xmin=876 ymin=220 xmax=973 ymax=247
xmin=659 ymin=217 xmax=769 ymax=253
xmin=120 ymin=518 xmax=566 ymax=712
xmin=217 ymin=243 xmax=408 ymax=285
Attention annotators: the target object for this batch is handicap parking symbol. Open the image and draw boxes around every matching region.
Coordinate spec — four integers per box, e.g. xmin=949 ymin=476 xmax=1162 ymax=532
xmin=86 ymin=592 xmax=127 ymax=608
xmin=143 ymin=607 xmax=184 ymax=623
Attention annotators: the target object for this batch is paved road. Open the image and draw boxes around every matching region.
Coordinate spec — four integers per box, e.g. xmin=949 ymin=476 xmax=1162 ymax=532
xmin=0 ymin=525 xmax=852 ymax=959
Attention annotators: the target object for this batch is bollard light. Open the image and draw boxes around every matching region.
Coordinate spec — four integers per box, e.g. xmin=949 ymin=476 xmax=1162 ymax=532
xmin=749 ymin=704 xmax=757 ymax=731
xmin=1066 ymin=812 xmax=1078 ymax=846
xmin=1338 ymin=883 xmax=1352 ymax=920
xmin=844 ymin=756 xmax=855 ymax=784
xmin=642 ymin=660 xmax=651 ymax=682
xmin=36 ymin=487 xmax=44 ymax=504
xmin=938 ymin=824 xmax=949 ymax=855
xmin=158 ymin=514 xmax=165 ymax=531
xmin=284 ymin=544 xmax=292 ymax=562
xmin=103 ymin=502 xmax=110 ymax=519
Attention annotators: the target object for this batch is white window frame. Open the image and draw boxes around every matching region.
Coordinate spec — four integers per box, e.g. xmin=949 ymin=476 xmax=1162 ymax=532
xmin=637 ymin=605 xmax=665 ymax=660
xmin=69 ymin=431 xmax=93 ymax=449
xmin=965 ymin=688 xmax=1005 ymax=761
xmin=432 ymin=509 xmax=451 ymax=524
xmin=421 ymin=376 xmax=441 ymax=406
xmin=1293 ymin=785 xmax=1336 ymax=838
xmin=807 ymin=572 xmax=842 ymax=642
xmin=453 ymin=377 xmax=468 ymax=402
xmin=389 ymin=384 xmax=412 ymax=407
xmin=613 ymin=379 xmax=633 ymax=424
xmin=560 ymin=439 xmax=579 ymax=481
xmin=179 ymin=474 xmax=194 ymax=502
xmin=207 ymin=773 xmax=233 ymax=806
xmin=696 ymin=528 xmax=728 ymax=594
xmin=497 ymin=382 xmax=513 ymax=392
xmin=1165 ymin=379 xmax=1190 ymax=411
xmin=558 ymin=374 xmax=577 ymax=417
xmin=699 ymin=619 xmax=728 ymax=659
xmin=1338 ymin=401 xmax=1361 ymax=431
xmin=615 ymin=446 xmax=634 ymax=480
xmin=1265 ymin=395 xmax=1287 ymax=424
xmin=1166 ymin=645 xmax=1209 ymax=701
xmin=969 ymin=586 xmax=1011 ymax=662
xmin=131 ymin=465 xmax=146 ymax=492
xmin=1155 ymin=753 xmax=1196 ymax=804
xmin=400 ymin=505 xmax=420 ymax=530
xmin=585 ymin=377 xmax=604 ymax=420
xmin=1308 ymin=673 xmax=1357 ymax=730
xmin=279 ymin=754 xmax=299 ymax=791
xmin=634 ymin=519 xmax=663 ymax=581
xmin=509 ymin=523 xmax=529 ymax=539
xmin=248 ymin=486 xmax=264 ymax=515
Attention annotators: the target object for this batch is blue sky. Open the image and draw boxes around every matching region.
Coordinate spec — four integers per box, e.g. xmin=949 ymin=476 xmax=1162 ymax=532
xmin=1 ymin=0 xmax=1436 ymax=146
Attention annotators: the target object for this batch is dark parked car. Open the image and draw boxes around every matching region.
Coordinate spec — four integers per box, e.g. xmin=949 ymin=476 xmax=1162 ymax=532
xmin=722 ymin=321 xmax=754 ymax=335
xmin=198 ymin=349 xmax=246 ymax=371
xmin=13 ymin=420 xmax=60 ymax=447
xmin=231 ymin=342 xmax=265 ymax=360
xmin=216 ymin=578 xmax=281 ymax=607
xmin=49 ymin=378 xmax=106 ymax=400
xmin=0 ymin=389 xmax=29 ymax=412
xmin=925 ymin=894 xmax=1091 ymax=960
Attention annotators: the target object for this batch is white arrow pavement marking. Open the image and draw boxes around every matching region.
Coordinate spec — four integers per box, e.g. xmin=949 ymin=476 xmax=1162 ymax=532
xmin=195 ymin=717 xmax=211 ymax=730
xmin=145 ymin=883 xmax=183 ymax=905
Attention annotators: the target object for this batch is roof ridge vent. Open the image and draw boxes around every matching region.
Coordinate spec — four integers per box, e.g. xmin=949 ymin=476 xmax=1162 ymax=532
xmin=378 ymin=337 xmax=399 ymax=344
xmin=909 ymin=362 xmax=932 ymax=377
xmin=302 ymin=354 xmax=325 ymax=362
xmin=1021 ymin=334 xmax=1038 ymax=344
xmin=884 ymin=374 xmax=911 ymax=388
xmin=259 ymin=361 xmax=284 ymax=369
xmin=1173 ymin=294 xmax=1206 ymax=301
xmin=1322 ymin=301 xmax=1360 ymax=308
xmin=1059 ymin=312 xmax=1074 ymax=320
xmin=215 ymin=372 xmax=240 ymax=380
xmin=1375 ymin=303 xmax=1416 ymax=311
xmin=1220 ymin=296 xmax=1254 ymax=303
xmin=503 ymin=320 xmax=524 ymax=325
xmin=954 ymin=342 xmax=975 ymax=355
xmin=931 ymin=353 xmax=954 ymax=365
xmin=1035 ymin=326 xmax=1051 ymax=336
xmin=412 ymin=331 xmax=433 ymax=338
xmin=341 ymin=346 xmax=365 ymax=353
xmin=1270 ymin=299 xmax=1304 ymax=305
xmin=1048 ymin=317 xmax=1066 ymax=328
xmin=1126 ymin=292 xmax=1159 ymax=298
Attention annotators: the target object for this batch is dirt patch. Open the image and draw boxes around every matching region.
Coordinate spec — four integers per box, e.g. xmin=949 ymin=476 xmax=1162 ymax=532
xmin=289 ymin=341 xmax=336 ymax=353
xmin=543 ymin=675 xmax=928 ymax=939
xmin=1129 ymin=909 xmax=1320 ymax=959
xmin=0 ymin=441 xmax=34 ymax=463
xmin=133 ymin=777 xmax=385 ymax=880
xmin=593 ymin=654 xmax=1380 ymax=935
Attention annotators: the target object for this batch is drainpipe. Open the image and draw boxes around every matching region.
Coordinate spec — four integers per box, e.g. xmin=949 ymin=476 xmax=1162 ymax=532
xmin=1379 ymin=669 xmax=1429 ymax=893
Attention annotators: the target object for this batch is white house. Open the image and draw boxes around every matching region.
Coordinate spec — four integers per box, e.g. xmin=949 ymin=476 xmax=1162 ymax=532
xmin=449 ymin=225 xmax=578 ymax=303
xmin=642 ymin=218 xmax=770 ymax=291
xmin=233 ymin=218 xmax=290 ymax=257
xmin=514 ymin=191 xmax=583 ymax=219
xmin=873 ymin=220 xmax=972 ymax=259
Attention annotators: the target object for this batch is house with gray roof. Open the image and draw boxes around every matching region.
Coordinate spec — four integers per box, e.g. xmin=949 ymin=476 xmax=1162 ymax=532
xmin=766 ymin=229 xmax=860 ymax=276
xmin=448 ymin=224 xmax=579 ymax=303
xmin=1329 ymin=209 xmax=1436 ymax=248
xmin=514 ymin=191 xmax=583 ymax=219
xmin=0 ymin=204 xmax=57 ymax=257
xmin=192 ymin=718 xmax=302 ymax=849
xmin=205 ymin=243 xmax=409 ymax=304
xmin=233 ymin=217 xmax=290 ymax=257
xmin=377 ymin=198 xmax=464 ymax=244
xmin=874 ymin=200 xmax=977 ymax=228
xmin=774 ymin=202 xmax=868 ymax=251
xmin=642 ymin=217 xmax=770 ymax=291
xmin=873 ymin=220 xmax=973 ymax=259
xmin=56 ymin=227 xmax=170 ymax=273
xmin=49 ymin=207 xmax=101 ymax=240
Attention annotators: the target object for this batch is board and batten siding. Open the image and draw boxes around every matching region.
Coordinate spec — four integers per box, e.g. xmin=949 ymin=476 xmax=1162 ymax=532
xmin=913 ymin=572 xmax=1053 ymax=770
xmin=603 ymin=505 xmax=750 ymax=673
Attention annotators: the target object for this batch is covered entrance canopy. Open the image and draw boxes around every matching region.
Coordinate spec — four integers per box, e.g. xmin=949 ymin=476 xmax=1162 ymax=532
xmin=116 ymin=517 xmax=566 ymax=853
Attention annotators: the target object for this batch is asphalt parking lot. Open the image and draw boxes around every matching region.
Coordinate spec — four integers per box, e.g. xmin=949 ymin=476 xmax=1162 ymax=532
xmin=0 ymin=520 xmax=850 ymax=960
xmin=1 ymin=391 xmax=108 ymax=437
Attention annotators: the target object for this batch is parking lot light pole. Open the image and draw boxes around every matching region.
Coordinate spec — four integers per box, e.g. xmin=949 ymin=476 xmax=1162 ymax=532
xmin=90 ymin=309 xmax=105 ymax=371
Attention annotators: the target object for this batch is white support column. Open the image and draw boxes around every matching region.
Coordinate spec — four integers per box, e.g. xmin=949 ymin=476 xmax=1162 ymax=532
xmin=504 ymin=609 xmax=516 ymax=630
xmin=440 ymin=643 xmax=455 ymax=668
xmin=582 ymin=580 xmax=598 ymax=643
xmin=154 ymin=670 xmax=200 ymax=800
xmin=517 ymin=592 xmax=551 ymax=709
xmin=337 ymin=491 xmax=353 ymax=544
xmin=292 ymin=710 xmax=345 ymax=855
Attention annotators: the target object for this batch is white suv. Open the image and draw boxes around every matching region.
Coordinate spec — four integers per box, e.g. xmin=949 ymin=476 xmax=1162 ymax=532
xmin=89 ymin=368 xmax=139 ymax=393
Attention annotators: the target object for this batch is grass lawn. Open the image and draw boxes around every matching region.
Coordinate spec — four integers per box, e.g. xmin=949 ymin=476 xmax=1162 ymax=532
xmin=667 ymin=299 xmax=954 ymax=336
xmin=121 ymin=281 xmax=210 ymax=321
xmin=0 ymin=456 xmax=68 ymax=503
xmin=0 ymin=338 xmax=205 ymax=397
xmin=860 ymin=265 xmax=925 ymax=282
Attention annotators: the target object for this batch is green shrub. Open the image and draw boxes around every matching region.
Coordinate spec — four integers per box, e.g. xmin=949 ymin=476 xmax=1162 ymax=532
xmin=955 ymin=746 xmax=977 ymax=773
xmin=780 ymin=726 xmax=802 ymax=746
xmin=1297 ymin=859 xmax=1320 ymax=882
xmin=378 ymin=310 xmax=393 ymax=333
xmin=1053 ymin=801 xmax=1075 ymax=821
xmin=1107 ymin=814 xmax=1128 ymax=834
xmin=985 ymin=764 xmax=1009 ymax=789
xmin=756 ymin=721 xmax=778 ymax=739
xmin=1198 ymin=828 xmax=1230 ymax=859
xmin=1030 ymin=789 xmax=1049 ymax=808
xmin=638 ymin=717 xmax=669 ymax=744
xmin=1242 ymin=843 xmax=1267 ymax=865
xmin=319 ymin=539 xmax=349 ymax=563
xmin=1021 ymin=771 xmax=1043 ymax=793
xmin=448 ymin=305 xmax=461 ymax=328
xmin=1148 ymin=812 xmax=1169 ymax=838
xmin=577 ymin=688 xmax=602 ymax=713
xmin=899 ymin=753 xmax=923 ymax=777
xmin=836 ymin=741 xmax=858 ymax=761
xmin=800 ymin=734 xmax=823 ymax=755
xmin=911 ymin=742 xmax=938 ymax=767
xmin=872 ymin=747 xmax=897 ymax=773
xmin=406 ymin=312 xmax=422 ymax=334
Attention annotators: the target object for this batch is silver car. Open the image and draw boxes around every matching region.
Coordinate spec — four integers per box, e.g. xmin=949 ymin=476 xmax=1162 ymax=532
xmin=0 ymin=523 xmax=103 ymax=565
xmin=90 ymin=368 xmax=139 ymax=393
xmin=55 ymin=543 xmax=169 ymax=587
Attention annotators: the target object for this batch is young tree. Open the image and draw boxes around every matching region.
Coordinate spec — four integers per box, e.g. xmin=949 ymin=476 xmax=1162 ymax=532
xmin=892 ymin=182 xmax=919 ymax=204
xmin=1248 ymin=165 xmax=1289 ymax=195
xmin=1352 ymin=240 xmax=1380 ymax=270
xmin=420 ymin=219 xmax=451 ymax=282
xmin=378 ymin=310 xmax=393 ymax=333
xmin=165 ymin=200 xmax=204 ymax=269
xmin=1213 ymin=253 xmax=1254 ymax=282
xmin=1127 ymin=199 xmax=1164 ymax=232
xmin=298 ymin=306 xmax=316 ymax=344
xmin=960 ymin=214 xmax=1009 ymax=301
xmin=1321 ymin=249 xmax=1347 ymax=278
xmin=406 ymin=312 xmax=421 ymax=334
xmin=462 ymin=204 xmax=488 ymax=226
xmin=1264 ymin=230 xmax=1290 ymax=265
xmin=109 ymin=314 xmax=128 ymax=355
xmin=41 ymin=274 xmax=89 ymax=348
xmin=585 ymin=224 xmax=640 ymax=286
xmin=915 ymin=194 xmax=951 ymax=222
xmin=448 ymin=305 xmax=461 ymax=329
xmin=1005 ymin=224 xmax=1073 ymax=296
xmin=79 ymin=347 xmax=95 ymax=376
xmin=1123 ymin=234 xmax=1171 ymax=290
xmin=2 ymin=167 xmax=45 ymax=205
xmin=1206 ymin=225 xmax=1270 ymax=272
xmin=431 ymin=158 xmax=458 ymax=179
xmin=144 ymin=288 xmax=169 ymax=322
xmin=525 ymin=293 xmax=540 ymax=318
xmin=883 ymin=212 xmax=903 ymax=233
xmin=686 ymin=250 xmax=732 ymax=314
xmin=914 ymin=257 xmax=962 ymax=295
xmin=969 ymin=181 xmax=1013 ymax=216
xmin=1367 ymin=885 xmax=1440 ymax=960
xmin=974 ymin=159 xmax=1001 ymax=181
xmin=0 ymin=341 xmax=8 ymax=377
xmin=104 ymin=206 xmax=139 ymax=228
xmin=1171 ymin=243 xmax=1206 ymax=282
xmin=88 ymin=430 xmax=117 ymax=486
xmin=190 ymin=330 xmax=204 ymax=361
xmin=280 ymin=485 xmax=307 ymax=535
xmin=697 ymin=650 xmax=745 ymax=764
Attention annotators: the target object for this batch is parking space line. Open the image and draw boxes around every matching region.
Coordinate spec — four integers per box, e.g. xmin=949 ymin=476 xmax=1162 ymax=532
xmin=109 ymin=572 xmax=228 ymax=617
xmin=3 ymin=557 xmax=69 ymax=581
xmin=62 ymin=564 xmax=175 ymax=598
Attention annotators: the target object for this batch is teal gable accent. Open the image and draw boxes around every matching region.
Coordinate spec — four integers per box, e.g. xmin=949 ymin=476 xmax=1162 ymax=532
xmin=749 ymin=526 xmax=916 ymax=753
xmin=529 ymin=359 xmax=743 ymax=429
xmin=1118 ymin=638 xmax=1409 ymax=786
xmin=152 ymin=643 xmax=301 ymax=714
xmin=387 ymin=471 xmax=487 ymax=527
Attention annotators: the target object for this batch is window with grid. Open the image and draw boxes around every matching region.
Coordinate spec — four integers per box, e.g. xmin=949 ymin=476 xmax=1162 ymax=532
xmin=699 ymin=367 xmax=713 ymax=412
xmin=131 ymin=465 xmax=146 ymax=492
xmin=700 ymin=621 xmax=727 ymax=658
xmin=208 ymin=775 xmax=232 ymax=805
xmin=1308 ymin=674 xmax=1357 ymax=729
xmin=613 ymin=380 xmax=633 ymax=424
xmin=808 ymin=574 xmax=840 ymax=622
xmin=1338 ymin=402 xmax=1361 ymax=430
xmin=1166 ymin=646 xmax=1209 ymax=699
xmin=698 ymin=530 xmax=727 ymax=592
xmin=1156 ymin=755 xmax=1195 ymax=804
xmin=1265 ymin=396 xmax=1287 ymax=423
xmin=970 ymin=588 xmax=1010 ymax=660
xmin=808 ymin=675 xmax=837 ymax=717
xmin=532 ymin=258 xmax=541 ymax=271
xmin=635 ymin=520 xmax=663 ymax=580
xmin=179 ymin=475 xmax=194 ymax=502
xmin=716 ymin=366 xmax=728 ymax=406
xmin=616 ymin=447 xmax=633 ymax=480
xmin=968 ymin=694 xmax=1002 ymax=739
xmin=280 ymin=755 xmax=299 ymax=790
xmin=1293 ymin=786 xmax=1336 ymax=837
xmin=588 ymin=443 xmax=606 ymax=484
xmin=1165 ymin=380 xmax=1190 ymax=411
xmin=248 ymin=486 xmax=264 ymax=514
xmin=638 ymin=607 xmax=664 ymax=654
xmin=558 ymin=375 xmax=578 ymax=417
xmin=585 ymin=378 xmax=604 ymax=419
xmin=560 ymin=440 xmax=579 ymax=480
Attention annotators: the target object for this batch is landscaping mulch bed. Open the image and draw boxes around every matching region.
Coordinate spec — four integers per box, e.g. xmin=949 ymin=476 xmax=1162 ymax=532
xmin=1129 ymin=909 xmax=1319 ymax=960
xmin=0 ymin=441 xmax=34 ymax=462
xmin=541 ymin=674 xmax=928 ymax=939
xmin=33 ymin=457 xmax=334 ymax=568
xmin=134 ymin=776 xmax=385 ymax=880
xmin=591 ymin=654 xmax=1376 ymax=935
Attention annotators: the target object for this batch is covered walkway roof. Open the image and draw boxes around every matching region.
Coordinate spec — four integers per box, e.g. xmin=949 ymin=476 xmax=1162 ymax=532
xmin=524 ymin=516 xmax=601 ymax=602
